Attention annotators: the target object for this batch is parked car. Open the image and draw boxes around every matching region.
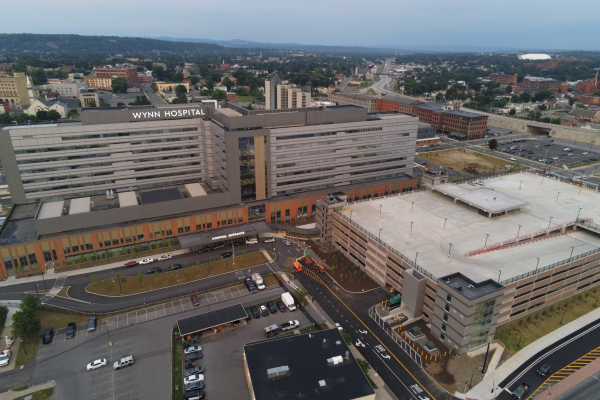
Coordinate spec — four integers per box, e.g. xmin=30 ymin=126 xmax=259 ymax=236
xmin=198 ymin=246 xmax=211 ymax=253
xmin=158 ymin=254 xmax=172 ymax=261
xmin=260 ymin=305 xmax=269 ymax=317
xmin=583 ymin=152 xmax=589 ymax=155
xmin=213 ymin=243 xmax=225 ymax=249
xmin=42 ymin=327 xmax=53 ymax=344
xmin=233 ymin=320 xmax=242 ymax=327
xmin=183 ymin=374 xmax=204 ymax=385
xmin=146 ymin=267 xmax=162 ymax=274
xmin=184 ymin=352 xmax=203 ymax=361
xmin=232 ymin=241 xmax=243 ymax=247
xmin=66 ymin=322 xmax=76 ymax=339
xmin=139 ymin=258 xmax=154 ymax=265
xmin=0 ymin=350 xmax=11 ymax=367
xmin=184 ymin=345 xmax=203 ymax=355
xmin=191 ymin=295 xmax=200 ymax=306
xmin=264 ymin=237 xmax=275 ymax=243
xmin=245 ymin=238 xmax=258 ymax=244
xmin=185 ymin=366 xmax=204 ymax=377
xmin=113 ymin=355 xmax=135 ymax=370
xmin=86 ymin=358 xmax=107 ymax=371
xmin=123 ymin=261 xmax=138 ymax=268
xmin=282 ymin=239 xmax=292 ymax=246
xmin=267 ymin=301 xmax=277 ymax=314
xmin=184 ymin=359 xmax=196 ymax=369
xmin=87 ymin=316 xmax=97 ymax=332
xmin=185 ymin=382 xmax=205 ymax=392
xmin=276 ymin=301 xmax=287 ymax=312
xmin=245 ymin=309 xmax=252 ymax=321
xmin=537 ymin=363 xmax=553 ymax=377
xmin=168 ymin=264 xmax=183 ymax=271
xmin=183 ymin=389 xmax=205 ymax=399
xmin=250 ymin=306 xmax=260 ymax=319
xmin=508 ymin=157 xmax=517 ymax=161
xmin=221 ymin=251 xmax=233 ymax=258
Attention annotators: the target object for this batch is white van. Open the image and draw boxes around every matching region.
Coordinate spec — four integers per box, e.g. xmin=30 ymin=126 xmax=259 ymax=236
xmin=245 ymin=238 xmax=258 ymax=244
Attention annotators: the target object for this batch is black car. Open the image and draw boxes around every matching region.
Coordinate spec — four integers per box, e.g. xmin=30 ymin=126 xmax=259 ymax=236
xmin=267 ymin=301 xmax=277 ymax=314
xmin=245 ymin=309 xmax=252 ymax=321
xmin=168 ymin=264 xmax=183 ymax=271
xmin=232 ymin=241 xmax=242 ymax=247
xmin=42 ymin=327 xmax=53 ymax=344
xmin=147 ymin=267 xmax=162 ymax=274
xmin=184 ymin=351 xmax=203 ymax=361
xmin=537 ymin=363 xmax=552 ymax=377
xmin=250 ymin=306 xmax=260 ymax=319
xmin=66 ymin=322 xmax=76 ymax=339
xmin=184 ymin=359 xmax=196 ymax=369
xmin=184 ymin=382 xmax=205 ymax=392
xmin=198 ymin=246 xmax=211 ymax=253
xmin=213 ymin=243 xmax=225 ymax=249
xmin=233 ymin=320 xmax=242 ymax=327
xmin=221 ymin=251 xmax=233 ymax=258
xmin=276 ymin=301 xmax=287 ymax=312
xmin=185 ymin=366 xmax=204 ymax=377
xmin=184 ymin=390 xmax=205 ymax=400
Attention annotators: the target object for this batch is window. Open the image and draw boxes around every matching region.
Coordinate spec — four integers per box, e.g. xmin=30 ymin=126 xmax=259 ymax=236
xmin=443 ymin=313 xmax=449 ymax=322
xmin=63 ymin=247 xmax=71 ymax=254
xmin=104 ymin=241 xmax=111 ymax=247
xmin=206 ymin=223 xmax=212 ymax=229
xmin=445 ymin=303 xmax=450 ymax=312
xmin=137 ymin=235 xmax=144 ymax=241
xmin=446 ymin=294 xmax=452 ymax=303
xmin=112 ymin=239 xmax=119 ymax=246
xmin=86 ymin=244 xmax=93 ymax=250
xmin=72 ymin=245 xmax=79 ymax=252
xmin=440 ymin=332 xmax=445 ymax=341
xmin=178 ymin=227 xmax=184 ymax=234
xmin=441 ymin=323 xmax=447 ymax=332
xmin=196 ymin=224 xmax=201 ymax=230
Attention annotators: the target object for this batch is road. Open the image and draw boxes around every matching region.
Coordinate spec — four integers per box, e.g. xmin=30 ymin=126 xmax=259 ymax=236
xmin=0 ymin=241 xmax=293 ymax=313
xmin=142 ymin=83 xmax=167 ymax=105
xmin=295 ymin=268 xmax=446 ymax=400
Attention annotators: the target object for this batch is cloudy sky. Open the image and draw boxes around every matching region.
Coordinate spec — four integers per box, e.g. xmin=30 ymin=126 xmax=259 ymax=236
xmin=3 ymin=0 xmax=600 ymax=50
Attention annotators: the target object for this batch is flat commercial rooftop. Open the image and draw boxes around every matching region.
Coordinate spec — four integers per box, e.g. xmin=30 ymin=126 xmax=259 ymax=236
xmin=177 ymin=304 xmax=247 ymax=337
xmin=244 ymin=329 xmax=374 ymax=400
xmin=432 ymin=183 xmax=527 ymax=214
xmin=140 ymin=188 xmax=182 ymax=204
xmin=177 ymin=221 xmax=271 ymax=248
xmin=344 ymin=172 xmax=600 ymax=283
xmin=37 ymin=201 xmax=64 ymax=220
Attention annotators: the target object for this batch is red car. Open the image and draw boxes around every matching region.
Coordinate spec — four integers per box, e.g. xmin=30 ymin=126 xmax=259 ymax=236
xmin=124 ymin=261 xmax=138 ymax=268
xmin=191 ymin=295 xmax=200 ymax=306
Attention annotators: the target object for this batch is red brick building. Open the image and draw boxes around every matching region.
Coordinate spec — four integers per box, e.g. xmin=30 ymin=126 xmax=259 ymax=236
xmin=574 ymin=94 xmax=600 ymax=105
xmin=489 ymin=74 xmax=518 ymax=85
xmin=226 ymin=92 xmax=237 ymax=102
xmin=536 ymin=62 xmax=559 ymax=69
xmin=137 ymin=75 xmax=153 ymax=84
xmin=95 ymin=67 xmax=138 ymax=85
xmin=577 ymin=77 xmax=600 ymax=94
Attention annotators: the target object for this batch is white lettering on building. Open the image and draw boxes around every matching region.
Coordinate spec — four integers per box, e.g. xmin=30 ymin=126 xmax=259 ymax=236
xmin=211 ymin=231 xmax=245 ymax=241
xmin=132 ymin=108 xmax=205 ymax=120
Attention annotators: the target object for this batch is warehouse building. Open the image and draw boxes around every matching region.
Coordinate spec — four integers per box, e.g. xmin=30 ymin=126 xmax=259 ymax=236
xmin=0 ymin=103 xmax=417 ymax=277
xmin=317 ymin=172 xmax=600 ymax=354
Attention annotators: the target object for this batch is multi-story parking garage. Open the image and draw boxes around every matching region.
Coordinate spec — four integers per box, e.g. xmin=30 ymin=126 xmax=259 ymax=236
xmin=317 ymin=172 xmax=600 ymax=354
xmin=0 ymin=103 xmax=418 ymax=277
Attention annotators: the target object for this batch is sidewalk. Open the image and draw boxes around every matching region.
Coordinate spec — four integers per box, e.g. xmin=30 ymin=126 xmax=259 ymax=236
xmin=464 ymin=306 xmax=600 ymax=400
xmin=534 ymin=356 xmax=600 ymax=400
xmin=0 ymin=248 xmax=189 ymax=288
xmin=0 ymin=381 xmax=54 ymax=400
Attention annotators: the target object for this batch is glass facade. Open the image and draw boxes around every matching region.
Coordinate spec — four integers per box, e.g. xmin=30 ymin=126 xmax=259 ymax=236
xmin=239 ymin=137 xmax=256 ymax=200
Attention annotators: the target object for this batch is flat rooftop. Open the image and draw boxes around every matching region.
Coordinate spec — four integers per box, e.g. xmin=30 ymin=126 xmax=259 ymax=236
xmin=432 ymin=183 xmax=527 ymax=214
xmin=244 ymin=329 xmax=375 ymax=400
xmin=344 ymin=172 xmax=600 ymax=283
xmin=441 ymin=273 xmax=503 ymax=300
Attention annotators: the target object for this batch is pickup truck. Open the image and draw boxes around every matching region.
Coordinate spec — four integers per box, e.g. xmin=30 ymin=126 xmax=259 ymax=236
xmin=511 ymin=382 xmax=529 ymax=399
xmin=280 ymin=320 xmax=299 ymax=331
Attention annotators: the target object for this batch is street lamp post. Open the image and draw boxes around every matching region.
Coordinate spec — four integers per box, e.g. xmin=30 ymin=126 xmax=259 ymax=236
xmin=35 ymin=284 xmax=40 ymax=301
xmin=410 ymin=202 xmax=414 ymax=213
xmin=576 ymin=207 xmax=583 ymax=222
xmin=556 ymin=191 xmax=560 ymax=201
xmin=535 ymin=257 xmax=540 ymax=273
xmin=569 ymin=246 xmax=575 ymax=262
xmin=448 ymin=243 xmax=453 ymax=259
xmin=484 ymin=233 xmax=490 ymax=249
xmin=560 ymin=309 xmax=567 ymax=325
xmin=379 ymin=228 xmax=383 ymax=241
xmin=415 ymin=252 xmax=419 ymax=266
xmin=497 ymin=269 xmax=502 ymax=283
xmin=41 ymin=269 xmax=47 ymax=291
xmin=516 ymin=224 xmax=522 ymax=240
xmin=410 ymin=222 xmax=413 ymax=236
xmin=548 ymin=216 xmax=553 ymax=230
xmin=380 ymin=205 xmax=382 ymax=215
xmin=519 ymin=180 xmax=523 ymax=190
xmin=444 ymin=217 xmax=448 ymax=228
xmin=350 ymin=210 xmax=354 ymax=223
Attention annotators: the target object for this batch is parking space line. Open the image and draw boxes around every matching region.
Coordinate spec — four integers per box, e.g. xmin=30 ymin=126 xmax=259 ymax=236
xmin=229 ymin=287 xmax=234 ymax=298
xmin=163 ymin=303 xmax=166 ymax=315
xmin=154 ymin=306 xmax=157 ymax=318
xmin=237 ymin=285 xmax=242 ymax=295
xmin=179 ymin=299 xmax=184 ymax=311
xmin=188 ymin=297 xmax=193 ymax=308
xmin=171 ymin=301 xmax=175 ymax=313
xmin=205 ymin=293 xmax=210 ymax=304
xmin=213 ymin=291 xmax=219 ymax=302
xmin=136 ymin=310 xmax=138 ymax=323
xmin=116 ymin=315 xmax=119 ymax=329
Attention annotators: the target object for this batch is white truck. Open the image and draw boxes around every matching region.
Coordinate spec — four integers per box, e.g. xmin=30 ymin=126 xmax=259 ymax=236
xmin=252 ymin=273 xmax=265 ymax=290
xmin=280 ymin=320 xmax=299 ymax=331
xmin=281 ymin=292 xmax=296 ymax=311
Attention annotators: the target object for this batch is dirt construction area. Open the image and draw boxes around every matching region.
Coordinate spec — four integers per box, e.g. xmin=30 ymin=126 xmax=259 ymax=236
xmin=420 ymin=149 xmax=519 ymax=175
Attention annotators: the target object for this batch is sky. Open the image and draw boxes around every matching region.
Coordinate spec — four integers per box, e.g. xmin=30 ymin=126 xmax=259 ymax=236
xmin=2 ymin=0 xmax=600 ymax=50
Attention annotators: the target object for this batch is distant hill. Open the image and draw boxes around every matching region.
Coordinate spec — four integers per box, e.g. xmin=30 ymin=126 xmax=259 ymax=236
xmin=0 ymin=33 xmax=224 ymax=53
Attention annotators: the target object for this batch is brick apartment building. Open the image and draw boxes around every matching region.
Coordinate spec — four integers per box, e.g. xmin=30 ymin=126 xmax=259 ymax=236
xmin=94 ymin=67 xmax=138 ymax=85
xmin=574 ymin=94 xmax=600 ymax=105
xmin=577 ymin=75 xmax=600 ymax=94
xmin=83 ymin=76 xmax=113 ymax=90
xmin=489 ymin=74 xmax=518 ymax=85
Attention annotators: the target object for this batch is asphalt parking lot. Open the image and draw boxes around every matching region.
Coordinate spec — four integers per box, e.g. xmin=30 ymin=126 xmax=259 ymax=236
xmin=497 ymin=136 xmax=600 ymax=167
xmin=196 ymin=303 xmax=313 ymax=400
xmin=98 ymin=92 xmax=143 ymax=107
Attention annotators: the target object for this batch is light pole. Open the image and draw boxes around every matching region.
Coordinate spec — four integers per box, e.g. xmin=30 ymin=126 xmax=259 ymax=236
xmin=410 ymin=221 xmax=413 ymax=236
xmin=117 ymin=272 xmax=123 ymax=296
xmin=560 ymin=309 xmax=566 ymax=325
xmin=448 ymin=243 xmax=453 ymax=259
xmin=410 ymin=202 xmax=414 ymax=213
xmin=379 ymin=228 xmax=383 ymax=241
xmin=232 ymin=243 xmax=235 ymax=265
xmin=535 ymin=257 xmax=540 ymax=273
xmin=35 ymin=284 xmax=40 ymax=301
xmin=519 ymin=180 xmax=523 ymax=190
xmin=516 ymin=224 xmax=522 ymax=239
xmin=41 ymin=269 xmax=47 ymax=291
xmin=497 ymin=269 xmax=502 ymax=283
xmin=350 ymin=210 xmax=354 ymax=223
xmin=484 ymin=233 xmax=490 ymax=249
xmin=576 ymin=207 xmax=583 ymax=222
xmin=569 ymin=246 xmax=575 ymax=262
xmin=548 ymin=216 xmax=553 ymax=230
xmin=415 ymin=252 xmax=419 ymax=266
xmin=380 ymin=204 xmax=382 ymax=215
xmin=444 ymin=217 xmax=448 ymax=228
xmin=556 ymin=191 xmax=560 ymax=201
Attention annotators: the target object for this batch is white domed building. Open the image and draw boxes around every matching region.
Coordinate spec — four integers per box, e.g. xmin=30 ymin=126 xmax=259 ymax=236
xmin=518 ymin=53 xmax=552 ymax=60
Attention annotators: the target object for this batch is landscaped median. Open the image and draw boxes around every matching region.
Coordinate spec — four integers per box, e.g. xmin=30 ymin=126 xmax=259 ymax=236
xmin=86 ymin=251 xmax=268 ymax=296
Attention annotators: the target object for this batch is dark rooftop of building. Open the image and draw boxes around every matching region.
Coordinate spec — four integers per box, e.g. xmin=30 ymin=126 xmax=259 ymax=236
xmin=244 ymin=329 xmax=375 ymax=400
xmin=177 ymin=304 xmax=247 ymax=337
xmin=140 ymin=188 xmax=183 ymax=204
xmin=440 ymin=273 xmax=504 ymax=300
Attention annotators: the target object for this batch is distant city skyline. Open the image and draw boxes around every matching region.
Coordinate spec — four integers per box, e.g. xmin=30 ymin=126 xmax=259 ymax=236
xmin=2 ymin=0 xmax=600 ymax=50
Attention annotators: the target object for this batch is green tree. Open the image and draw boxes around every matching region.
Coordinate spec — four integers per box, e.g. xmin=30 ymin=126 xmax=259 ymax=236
xmin=356 ymin=358 xmax=372 ymax=376
xmin=171 ymin=95 xmax=188 ymax=104
xmin=222 ymin=77 xmax=234 ymax=91
xmin=150 ymin=82 xmax=158 ymax=92
xmin=505 ymin=85 xmax=513 ymax=94
xmin=130 ymin=95 xmax=151 ymax=106
xmin=111 ymin=77 xmax=128 ymax=93
xmin=509 ymin=108 xmax=516 ymax=115
xmin=568 ymin=97 xmax=577 ymax=106
xmin=0 ymin=306 xmax=8 ymax=326
xmin=152 ymin=66 xmax=166 ymax=80
xmin=313 ymin=68 xmax=322 ymax=79
xmin=211 ymin=89 xmax=227 ymax=100
xmin=534 ymin=89 xmax=556 ymax=102
xmin=67 ymin=109 xmax=80 ymax=119
xmin=117 ymin=102 xmax=125 ymax=106
xmin=593 ymin=90 xmax=600 ymax=96
xmin=46 ymin=110 xmax=61 ymax=121
xmin=0 ymin=113 xmax=13 ymax=125
xmin=520 ymin=92 xmax=532 ymax=103
xmin=92 ymin=274 xmax=97 ymax=283
xmin=294 ymin=288 xmax=308 ymax=306
xmin=175 ymin=84 xmax=188 ymax=96
xmin=36 ymin=110 xmax=48 ymax=120
xmin=21 ymin=294 xmax=41 ymax=312
xmin=11 ymin=308 xmax=41 ymax=354
xmin=342 ymin=332 xmax=353 ymax=345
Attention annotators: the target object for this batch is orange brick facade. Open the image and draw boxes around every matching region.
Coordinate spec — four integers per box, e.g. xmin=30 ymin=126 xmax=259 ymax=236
xmin=489 ymin=74 xmax=518 ymax=85
xmin=95 ymin=68 xmax=139 ymax=85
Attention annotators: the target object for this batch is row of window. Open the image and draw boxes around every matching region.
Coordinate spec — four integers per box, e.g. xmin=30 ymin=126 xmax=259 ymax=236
xmin=59 ymin=127 xmax=198 ymax=141
xmin=275 ymin=131 xmax=338 ymax=141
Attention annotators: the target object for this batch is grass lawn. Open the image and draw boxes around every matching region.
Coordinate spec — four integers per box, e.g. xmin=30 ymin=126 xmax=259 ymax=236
xmin=15 ymin=335 xmax=37 ymax=368
xmin=419 ymin=148 xmax=518 ymax=174
xmin=12 ymin=385 xmax=29 ymax=391
xmin=263 ymin=275 xmax=279 ymax=288
xmin=237 ymin=95 xmax=255 ymax=103
xmin=172 ymin=327 xmax=183 ymax=400
xmin=86 ymin=252 xmax=268 ymax=296
xmin=299 ymin=323 xmax=329 ymax=334
xmin=56 ymin=286 xmax=70 ymax=298
xmin=14 ymin=387 xmax=54 ymax=400
xmin=496 ymin=288 xmax=600 ymax=353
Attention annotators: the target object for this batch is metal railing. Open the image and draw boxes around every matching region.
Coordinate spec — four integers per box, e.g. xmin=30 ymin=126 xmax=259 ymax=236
xmin=334 ymin=210 xmax=437 ymax=282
